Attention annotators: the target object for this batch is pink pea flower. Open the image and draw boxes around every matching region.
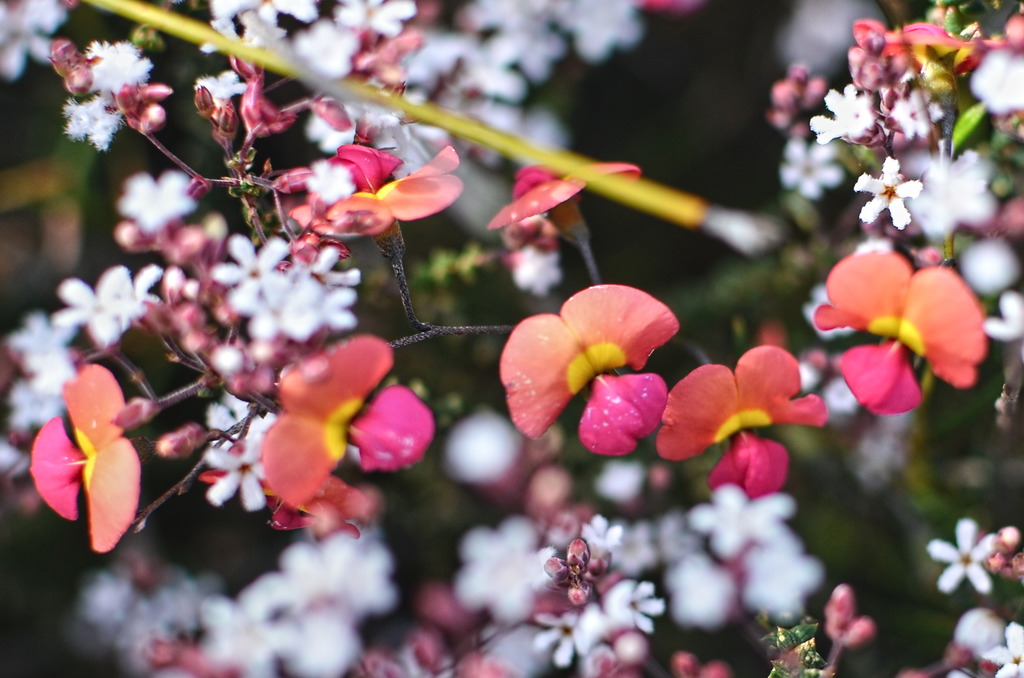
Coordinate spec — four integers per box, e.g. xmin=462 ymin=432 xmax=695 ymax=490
xmin=290 ymin=144 xmax=463 ymax=236
xmin=500 ymin=284 xmax=678 ymax=455
xmin=656 ymin=346 xmax=827 ymax=497
xmin=854 ymin=19 xmax=991 ymax=75
xmin=261 ymin=335 xmax=434 ymax=508
xmin=813 ymin=251 xmax=987 ymax=415
xmin=30 ymin=364 xmax=140 ymax=552
xmin=486 ymin=162 xmax=641 ymax=231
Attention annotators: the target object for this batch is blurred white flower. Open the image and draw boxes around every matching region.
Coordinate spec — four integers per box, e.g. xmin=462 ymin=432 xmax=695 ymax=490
xmin=960 ymin=239 xmax=1020 ymax=296
xmin=741 ymin=536 xmax=823 ymax=617
xmin=688 ymin=485 xmax=795 ymax=560
xmin=972 ymin=50 xmax=1024 ymax=115
xmin=664 ymin=553 xmax=736 ymax=630
xmin=955 ymin=608 xmax=1007 ymax=658
xmin=927 ymin=518 xmax=996 ymax=595
xmin=335 ymin=0 xmax=417 ymax=38
xmin=594 ymin=459 xmax=645 ymax=504
xmin=53 ymin=264 xmax=163 ymax=347
xmin=779 ymin=137 xmax=844 ymax=200
xmin=118 ymin=171 xmax=197 ymax=234
xmin=195 ymin=70 xmax=246 ymax=100
xmin=444 ymin=410 xmax=520 ymax=484
xmin=986 ymin=290 xmax=1024 ymax=343
xmin=910 ymin=152 xmax=997 ymax=240
xmin=293 ymin=20 xmax=359 ymax=79
xmin=984 ymin=621 xmax=1024 ymax=678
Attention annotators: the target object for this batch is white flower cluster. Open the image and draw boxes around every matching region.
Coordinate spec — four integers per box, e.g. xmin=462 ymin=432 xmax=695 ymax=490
xmin=52 ymin=264 xmax=163 ymax=348
xmin=203 ymin=394 xmax=277 ymax=512
xmin=663 ymin=485 xmax=823 ymax=629
xmin=4 ymin=312 xmax=76 ymax=433
xmin=63 ymin=41 xmax=153 ymax=150
xmin=212 ymin=234 xmax=360 ymax=343
xmin=200 ymin=533 xmax=398 ymax=678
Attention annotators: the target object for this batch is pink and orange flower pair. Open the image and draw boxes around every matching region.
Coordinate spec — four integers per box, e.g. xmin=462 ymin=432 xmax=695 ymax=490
xmin=261 ymin=335 xmax=434 ymax=508
xmin=30 ymin=364 xmax=140 ymax=553
xmin=814 ymin=251 xmax=987 ymax=415
xmin=656 ymin=345 xmax=828 ymax=497
xmin=290 ymin=144 xmax=463 ymax=236
xmin=500 ymin=284 xmax=677 ymax=456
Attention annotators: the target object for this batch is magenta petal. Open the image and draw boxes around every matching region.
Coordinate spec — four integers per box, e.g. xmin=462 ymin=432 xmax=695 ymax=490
xmin=579 ymin=373 xmax=668 ymax=456
xmin=350 ymin=385 xmax=435 ymax=472
xmin=707 ymin=433 xmax=789 ymax=498
xmin=30 ymin=417 xmax=85 ymax=521
xmin=841 ymin=342 xmax=922 ymax=415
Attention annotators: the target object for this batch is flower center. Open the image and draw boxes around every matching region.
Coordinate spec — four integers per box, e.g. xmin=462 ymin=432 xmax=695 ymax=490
xmin=867 ymin=315 xmax=925 ymax=355
xmin=566 ymin=342 xmax=627 ymax=394
xmin=324 ymin=398 xmax=365 ymax=462
xmin=714 ymin=409 xmax=772 ymax=443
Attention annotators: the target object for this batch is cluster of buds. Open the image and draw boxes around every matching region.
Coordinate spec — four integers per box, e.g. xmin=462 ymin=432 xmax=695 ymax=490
xmin=984 ymin=525 xmax=1023 ymax=580
xmin=766 ymin=64 xmax=828 ymax=137
xmin=670 ymin=651 xmax=733 ymax=678
xmin=543 ymin=537 xmax=610 ymax=606
xmin=823 ymin=583 xmax=877 ymax=651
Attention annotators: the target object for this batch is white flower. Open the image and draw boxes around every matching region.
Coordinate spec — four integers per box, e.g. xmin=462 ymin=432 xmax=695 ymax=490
xmin=293 ymin=20 xmax=359 ymax=79
xmin=741 ymin=536 xmax=823 ymax=618
xmin=984 ymin=622 xmax=1024 ymax=678
xmin=972 ymin=50 xmax=1024 ymax=115
xmin=0 ymin=0 xmax=67 ymax=81
xmin=204 ymin=413 xmax=275 ymax=511
xmin=593 ymin=459 xmax=646 ymax=504
xmin=510 ymin=245 xmax=562 ymax=296
xmin=444 ymin=410 xmax=520 ymax=484
xmin=614 ymin=521 xmax=660 ymax=577
xmin=601 ymin=579 xmax=664 ymax=634
xmin=335 ymin=0 xmax=417 ymax=38
xmin=63 ymin=95 xmax=122 ymax=151
xmin=53 ymin=264 xmax=163 ymax=347
xmin=986 ymin=290 xmax=1024 ymax=343
xmin=810 ymin=85 xmax=877 ymax=144
xmin=84 ymin=41 xmax=152 ymax=92
xmin=664 ymin=553 xmax=736 ymax=630
xmin=556 ymin=0 xmax=642 ymax=64
xmin=454 ymin=516 xmax=546 ymax=623
xmin=955 ymin=608 xmax=1007 ymax=658
xmin=195 ymin=70 xmax=247 ymax=100
xmin=7 ymin=311 xmax=76 ymax=395
xmin=306 ymin=159 xmax=356 ymax=204
xmin=581 ymin=514 xmax=623 ymax=560
xmin=213 ymin=234 xmax=290 ymax=309
xmin=533 ymin=611 xmax=582 ymax=668
xmin=6 ymin=379 xmax=65 ymax=431
xmin=960 ymin=239 xmax=1021 ymax=296
xmin=853 ymin=156 xmax=923 ymax=230
xmin=927 ymin=517 xmax=997 ymax=595
xmin=909 ymin=152 xmax=997 ymax=240
xmin=687 ymin=484 xmax=795 ymax=560
xmin=118 ymin=171 xmax=197 ymax=234
xmin=887 ymin=89 xmax=943 ymax=141
xmin=779 ymin=137 xmax=844 ymax=200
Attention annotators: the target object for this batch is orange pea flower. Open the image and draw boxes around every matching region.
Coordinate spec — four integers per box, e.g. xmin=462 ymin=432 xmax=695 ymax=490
xmin=291 ymin=145 xmax=464 ymax=236
xmin=500 ymin=284 xmax=678 ymax=454
xmin=813 ymin=251 xmax=987 ymax=415
xmin=486 ymin=163 xmax=641 ymax=231
xmin=30 ymin=364 xmax=140 ymax=552
xmin=261 ymin=335 xmax=434 ymax=508
xmin=853 ymin=19 xmax=994 ymax=75
xmin=656 ymin=346 xmax=827 ymax=496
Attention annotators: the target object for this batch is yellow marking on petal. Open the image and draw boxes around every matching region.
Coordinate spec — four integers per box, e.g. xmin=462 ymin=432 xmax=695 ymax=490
xmin=714 ymin=409 xmax=772 ymax=443
xmin=324 ymin=398 xmax=364 ymax=462
xmin=868 ymin=316 xmax=925 ymax=355
xmin=566 ymin=342 xmax=627 ymax=394
xmin=75 ymin=429 xmax=98 ymax=490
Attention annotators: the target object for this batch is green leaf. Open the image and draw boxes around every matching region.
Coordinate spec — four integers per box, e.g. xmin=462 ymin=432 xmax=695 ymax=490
xmin=953 ymin=101 xmax=989 ymax=152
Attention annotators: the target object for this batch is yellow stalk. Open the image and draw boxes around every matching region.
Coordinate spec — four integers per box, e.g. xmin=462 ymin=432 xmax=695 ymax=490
xmin=80 ymin=0 xmax=709 ymax=228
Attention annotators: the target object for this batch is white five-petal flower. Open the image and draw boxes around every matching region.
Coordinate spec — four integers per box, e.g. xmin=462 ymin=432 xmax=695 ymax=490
xmin=927 ymin=517 xmax=997 ymax=595
xmin=853 ymin=156 xmax=922 ymax=230
xmin=984 ymin=621 xmax=1024 ymax=678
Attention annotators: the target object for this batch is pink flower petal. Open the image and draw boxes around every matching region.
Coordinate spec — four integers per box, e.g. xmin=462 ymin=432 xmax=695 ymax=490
xmin=657 ymin=364 xmax=737 ymax=461
xmin=279 ymin=336 xmax=392 ymax=419
xmin=735 ymin=345 xmax=828 ymax=427
xmin=350 ymin=385 xmax=435 ymax=472
xmin=335 ymin=144 xmax=403 ymax=192
xmin=64 ymin=364 xmax=126 ymax=452
xmin=840 ymin=342 xmax=922 ymax=415
xmin=579 ymin=373 xmax=667 ymax=456
xmin=814 ymin=252 xmax=912 ymax=334
xmin=486 ymin=179 xmax=584 ymax=230
xmin=261 ymin=413 xmax=338 ymax=509
xmin=707 ymin=433 xmax=789 ymax=498
xmin=30 ymin=417 xmax=85 ymax=521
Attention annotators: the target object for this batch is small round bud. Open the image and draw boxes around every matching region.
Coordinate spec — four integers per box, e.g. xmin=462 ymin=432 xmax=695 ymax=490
xmin=670 ymin=651 xmax=701 ymax=678
xmin=567 ymin=582 xmax=590 ymax=606
xmin=155 ymin=422 xmax=207 ymax=459
xmin=996 ymin=526 xmax=1021 ymax=553
xmin=543 ymin=556 xmax=570 ymax=584
xmin=825 ymin=583 xmax=857 ymax=641
xmin=843 ymin=617 xmax=877 ymax=649
xmin=64 ymin=65 xmax=93 ymax=94
xmin=194 ymin=85 xmax=215 ymax=118
xmin=113 ymin=398 xmax=160 ymax=429
xmin=50 ymin=38 xmax=80 ymax=76
xmin=566 ymin=538 xmax=590 ymax=570
xmin=699 ymin=661 xmax=733 ymax=678
xmin=613 ymin=631 xmax=648 ymax=666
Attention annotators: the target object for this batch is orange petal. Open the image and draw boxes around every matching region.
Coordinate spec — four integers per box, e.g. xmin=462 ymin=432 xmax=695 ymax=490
xmin=30 ymin=417 xmax=84 ymax=521
xmin=323 ymin=194 xmax=397 ymax=236
xmin=279 ymin=335 xmax=393 ymax=420
xmin=380 ymin=174 xmax=464 ymax=221
xmin=64 ymin=364 xmax=126 ymax=452
xmin=560 ymin=285 xmax=679 ymax=370
xmin=904 ymin=266 xmax=987 ymax=388
xmin=486 ymin=179 xmax=584 ymax=230
xmin=735 ymin=346 xmax=827 ymax=426
xmin=500 ymin=314 xmax=580 ymax=438
xmin=656 ymin=364 xmax=738 ymax=461
xmin=261 ymin=413 xmax=337 ymax=508
xmin=85 ymin=437 xmax=140 ymax=553
xmin=815 ymin=252 xmax=912 ymax=332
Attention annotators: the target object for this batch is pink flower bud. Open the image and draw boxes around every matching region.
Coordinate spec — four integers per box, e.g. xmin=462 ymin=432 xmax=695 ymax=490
xmin=194 ymin=86 xmax=215 ymax=118
xmin=544 ymin=556 xmax=570 ymax=583
xmin=135 ymin=103 xmax=167 ymax=134
xmin=113 ymin=220 xmax=149 ymax=252
xmin=140 ymin=83 xmax=173 ymax=102
xmin=312 ymin=97 xmax=353 ymax=131
xmin=699 ymin=661 xmax=733 ymax=678
xmin=409 ymin=627 xmax=445 ymax=673
xmin=613 ymin=631 xmax=648 ymax=666
xmin=155 ymin=422 xmax=207 ymax=459
xmin=670 ymin=651 xmax=701 ymax=678
xmin=230 ymin=56 xmax=260 ymax=81
xmin=212 ymin=105 xmax=238 ymax=139
xmin=844 ymin=617 xmax=877 ymax=649
xmin=997 ymin=526 xmax=1021 ymax=553
xmin=50 ymin=37 xmax=80 ymax=76
xmin=273 ymin=167 xmax=313 ymax=194
xmin=512 ymin=165 xmax=560 ymax=199
xmin=825 ymin=583 xmax=857 ymax=641
xmin=567 ymin=582 xmax=590 ymax=606
xmin=566 ymin=538 xmax=590 ymax=569
xmin=113 ymin=397 xmax=160 ymax=429
xmin=186 ymin=176 xmax=211 ymax=201
xmin=65 ymin=65 xmax=93 ymax=94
